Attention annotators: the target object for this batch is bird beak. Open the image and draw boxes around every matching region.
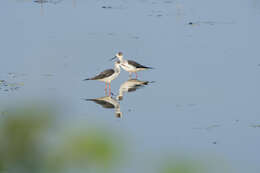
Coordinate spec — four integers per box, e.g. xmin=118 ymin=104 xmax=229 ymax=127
xmin=110 ymin=56 xmax=117 ymax=61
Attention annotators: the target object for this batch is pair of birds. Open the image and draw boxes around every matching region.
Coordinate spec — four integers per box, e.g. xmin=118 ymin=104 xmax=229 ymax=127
xmin=84 ymin=52 xmax=152 ymax=95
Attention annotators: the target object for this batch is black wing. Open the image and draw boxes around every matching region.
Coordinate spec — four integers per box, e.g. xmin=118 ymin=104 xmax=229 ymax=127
xmin=127 ymin=87 xmax=138 ymax=92
xmin=128 ymin=84 xmax=144 ymax=92
xmin=128 ymin=60 xmax=151 ymax=69
xmin=91 ymin=69 xmax=114 ymax=80
xmin=127 ymin=80 xmax=149 ymax=92
xmin=86 ymin=99 xmax=115 ymax=109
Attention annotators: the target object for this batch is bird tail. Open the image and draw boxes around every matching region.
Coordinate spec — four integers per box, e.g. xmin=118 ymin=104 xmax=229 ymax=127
xmin=85 ymin=99 xmax=94 ymax=101
xmin=83 ymin=78 xmax=91 ymax=81
xmin=143 ymin=81 xmax=149 ymax=85
xmin=144 ymin=66 xmax=154 ymax=69
xmin=81 ymin=98 xmax=96 ymax=101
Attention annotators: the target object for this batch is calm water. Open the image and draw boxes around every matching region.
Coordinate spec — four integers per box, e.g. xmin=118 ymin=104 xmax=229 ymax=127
xmin=0 ymin=0 xmax=259 ymax=172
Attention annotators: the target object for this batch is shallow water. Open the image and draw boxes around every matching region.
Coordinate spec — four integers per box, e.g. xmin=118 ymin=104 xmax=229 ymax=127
xmin=0 ymin=0 xmax=260 ymax=172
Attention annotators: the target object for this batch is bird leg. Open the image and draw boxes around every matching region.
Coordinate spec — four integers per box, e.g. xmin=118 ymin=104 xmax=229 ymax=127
xmin=105 ymin=83 xmax=108 ymax=96
xmin=135 ymin=72 xmax=138 ymax=79
xmin=105 ymin=83 xmax=108 ymax=91
xmin=109 ymin=83 xmax=111 ymax=96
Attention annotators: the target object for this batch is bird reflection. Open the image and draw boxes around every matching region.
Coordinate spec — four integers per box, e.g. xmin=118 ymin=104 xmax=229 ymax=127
xmin=85 ymin=78 xmax=153 ymax=119
xmin=34 ymin=0 xmax=64 ymax=4
xmin=34 ymin=0 xmax=47 ymax=15
xmin=85 ymin=96 xmax=122 ymax=118
xmin=34 ymin=0 xmax=64 ymax=15
xmin=117 ymin=79 xmax=151 ymax=100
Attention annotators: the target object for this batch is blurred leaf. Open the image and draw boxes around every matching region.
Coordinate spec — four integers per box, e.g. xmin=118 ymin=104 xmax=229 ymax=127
xmin=159 ymin=157 xmax=205 ymax=173
xmin=0 ymin=106 xmax=54 ymax=173
xmin=60 ymin=129 xmax=121 ymax=169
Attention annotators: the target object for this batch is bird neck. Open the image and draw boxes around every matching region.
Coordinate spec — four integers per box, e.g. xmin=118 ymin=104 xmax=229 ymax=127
xmin=115 ymin=105 xmax=122 ymax=118
xmin=114 ymin=65 xmax=120 ymax=73
xmin=118 ymin=88 xmax=124 ymax=98
xmin=118 ymin=56 xmax=124 ymax=62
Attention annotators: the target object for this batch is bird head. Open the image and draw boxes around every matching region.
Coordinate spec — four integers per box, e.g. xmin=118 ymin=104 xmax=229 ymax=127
xmin=110 ymin=52 xmax=123 ymax=61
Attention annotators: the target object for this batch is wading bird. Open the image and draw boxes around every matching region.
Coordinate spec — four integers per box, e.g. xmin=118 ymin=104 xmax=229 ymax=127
xmin=110 ymin=52 xmax=152 ymax=78
xmin=84 ymin=61 xmax=121 ymax=96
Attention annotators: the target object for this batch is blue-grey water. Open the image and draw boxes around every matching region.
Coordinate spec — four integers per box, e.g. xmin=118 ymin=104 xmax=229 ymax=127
xmin=0 ymin=0 xmax=259 ymax=172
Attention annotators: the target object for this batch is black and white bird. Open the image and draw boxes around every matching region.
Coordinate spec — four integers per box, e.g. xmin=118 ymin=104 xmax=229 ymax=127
xmin=110 ymin=52 xmax=152 ymax=78
xmin=84 ymin=61 xmax=121 ymax=95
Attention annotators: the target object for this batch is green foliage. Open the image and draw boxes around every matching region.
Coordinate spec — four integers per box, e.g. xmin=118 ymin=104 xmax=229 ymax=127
xmin=0 ymin=106 xmax=121 ymax=173
xmin=160 ymin=158 xmax=205 ymax=173
xmin=0 ymin=107 xmax=53 ymax=173
xmin=0 ymin=104 xmax=227 ymax=173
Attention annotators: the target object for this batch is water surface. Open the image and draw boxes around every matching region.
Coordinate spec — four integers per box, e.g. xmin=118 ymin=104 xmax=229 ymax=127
xmin=0 ymin=0 xmax=259 ymax=172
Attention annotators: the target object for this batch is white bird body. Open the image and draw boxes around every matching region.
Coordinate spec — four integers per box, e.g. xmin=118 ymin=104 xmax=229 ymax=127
xmin=89 ymin=62 xmax=120 ymax=82
xmin=97 ymin=68 xmax=120 ymax=83
xmin=112 ymin=52 xmax=152 ymax=78
xmin=120 ymin=60 xmax=135 ymax=72
xmin=119 ymin=59 xmax=146 ymax=72
xmin=84 ymin=61 xmax=121 ymax=95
